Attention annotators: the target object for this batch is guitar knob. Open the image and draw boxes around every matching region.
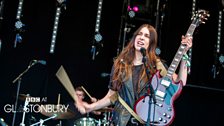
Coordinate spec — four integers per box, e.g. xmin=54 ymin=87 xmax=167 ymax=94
xmin=163 ymin=120 xmax=167 ymax=123
xmin=159 ymin=117 xmax=162 ymax=121
xmin=163 ymin=113 xmax=166 ymax=116
xmin=167 ymin=115 xmax=171 ymax=119
xmin=167 ymin=107 xmax=172 ymax=111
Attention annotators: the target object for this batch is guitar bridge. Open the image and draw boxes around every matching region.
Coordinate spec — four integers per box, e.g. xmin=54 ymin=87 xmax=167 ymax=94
xmin=155 ymin=96 xmax=164 ymax=102
xmin=155 ymin=102 xmax=163 ymax=107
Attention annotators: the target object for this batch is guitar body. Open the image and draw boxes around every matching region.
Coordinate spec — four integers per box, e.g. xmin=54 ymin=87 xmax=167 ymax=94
xmin=134 ymin=71 xmax=183 ymax=126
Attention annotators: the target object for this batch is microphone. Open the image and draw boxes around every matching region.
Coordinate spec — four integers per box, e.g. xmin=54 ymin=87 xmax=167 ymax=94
xmin=140 ymin=47 xmax=146 ymax=57
xmin=33 ymin=60 xmax=47 ymax=65
xmin=140 ymin=47 xmax=151 ymax=74
xmin=140 ymin=47 xmax=147 ymax=63
xmin=0 ymin=118 xmax=8 ymax=126
xmin=101 ymin=73 xmax=110 ymax=77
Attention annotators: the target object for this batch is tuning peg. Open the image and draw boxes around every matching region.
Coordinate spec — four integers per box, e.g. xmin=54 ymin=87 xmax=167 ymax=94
xmin=206 ymin=13 xmax=210 ymax=17
xmin=201 ymin=21 xmax=206 ymax=24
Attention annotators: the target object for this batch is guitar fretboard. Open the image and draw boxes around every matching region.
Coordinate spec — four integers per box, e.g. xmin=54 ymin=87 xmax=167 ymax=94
xmin=166 ymin=23 xmax=197 ymax=79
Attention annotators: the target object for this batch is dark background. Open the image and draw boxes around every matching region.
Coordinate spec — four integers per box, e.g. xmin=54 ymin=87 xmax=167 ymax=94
xmin=0 ymin=0 xmax=223 ymax=126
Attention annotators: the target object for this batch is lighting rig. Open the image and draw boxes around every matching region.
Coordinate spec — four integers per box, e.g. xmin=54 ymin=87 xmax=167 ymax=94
xmin=14 ymin=0 xmax=25 ymax=48
xmin=212 ymin=3 xmax=224 ymax=79
xmin=91 ymin=0 xmax=103 ymax=60
xmin=49 ymin=0 xmax=66 ymax=54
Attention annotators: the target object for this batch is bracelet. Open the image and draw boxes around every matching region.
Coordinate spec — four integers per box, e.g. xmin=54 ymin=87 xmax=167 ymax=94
xmin=182 ymin=53 xmax=191 ymax=74
xmin=182 ymin=54 xmax=191 ymax=67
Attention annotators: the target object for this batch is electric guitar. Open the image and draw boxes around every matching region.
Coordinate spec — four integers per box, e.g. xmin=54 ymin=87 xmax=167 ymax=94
xmin=134 ymin=10 xmax=210 ymax=126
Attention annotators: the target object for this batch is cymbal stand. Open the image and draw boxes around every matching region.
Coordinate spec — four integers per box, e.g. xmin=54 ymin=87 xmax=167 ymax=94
xmin=20 ymin=94 xmax=30 ymax=126
xmin=102 ymin=112 xmax=110 ymax=126
xmin=96 ymin=119 xmax=102 ymax=126
xmin=30 ymin=114 xmax=57 ymax=126
xmin=107 ymin=112 xmax=112 ymax=125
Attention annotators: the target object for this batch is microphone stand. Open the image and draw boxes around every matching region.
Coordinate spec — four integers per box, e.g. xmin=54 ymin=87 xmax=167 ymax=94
xmin=11 ymin=60 xmax=37 ymax=126
xmin=142 ymin=56 xmax=156 ymax=126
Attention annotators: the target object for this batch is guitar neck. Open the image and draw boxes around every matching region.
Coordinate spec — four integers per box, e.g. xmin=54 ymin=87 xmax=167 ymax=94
xmin=166 ymin=23 xmax=197 ymax=79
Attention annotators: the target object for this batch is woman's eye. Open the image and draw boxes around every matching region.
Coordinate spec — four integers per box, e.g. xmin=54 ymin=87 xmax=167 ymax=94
xmin=137 ymin=33 xmax=142 ymax=36
xmin=145 ymin=34 xmax=150 ymax=38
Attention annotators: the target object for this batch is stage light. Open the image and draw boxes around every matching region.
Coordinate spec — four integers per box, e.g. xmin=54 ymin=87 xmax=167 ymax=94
xmin=219 ymin=55 xmax=224 ymax=64
xmin=155 ymin=47 xmax=161 ymax=55
xmin=95 ymin=33 xmax=102 ymax=42
xmin=50 ymin=7 xmax=61 ymax=54
xmin=50 ymin=0 xmax=66 ymax=54
xmin=128 ymin=5 xmax=131 ymax=11
xmin=94 ymin=0 xmax=103 ymax=33
xmin=216 ymin=11 xmax=222 ymax=53
xmin=0 ymin=0 xmax=4 ymax=20
xmin=128 ymin=10 xmax=135 ymax=18
xmin=127 ymin=5 xmax=139 ymax=18
xmin=16 ymin=0 xmax=24 ymax=19
xmin=132 ymin=6 xmax=139 ymax=12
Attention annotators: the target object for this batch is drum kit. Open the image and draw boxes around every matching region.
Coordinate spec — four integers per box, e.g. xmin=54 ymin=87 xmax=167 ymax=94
xmin=73 ymin=108 xmax=113 ymax=126
xmin=12 ymin=66 xmax=114 ymax=126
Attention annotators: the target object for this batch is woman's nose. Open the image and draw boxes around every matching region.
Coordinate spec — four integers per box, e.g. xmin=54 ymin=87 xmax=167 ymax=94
xmin=140 ymin=35 xmax=144 ymax=39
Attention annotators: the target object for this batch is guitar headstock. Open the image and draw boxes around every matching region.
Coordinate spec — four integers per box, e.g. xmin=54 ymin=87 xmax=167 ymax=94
xmin=191 ymin=9 xmax=210 ymax=26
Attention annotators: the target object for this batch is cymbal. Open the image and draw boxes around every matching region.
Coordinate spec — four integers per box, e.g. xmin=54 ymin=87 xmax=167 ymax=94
xmin=39 ymin=104 xmax=75 ymax=119
xmin=97 ymin=107 xmax=113 ymax=112
xmin=17 ymin=94 xmax=42 ymax=104
xmin=18 ymin=94 xmax=33 ymax=101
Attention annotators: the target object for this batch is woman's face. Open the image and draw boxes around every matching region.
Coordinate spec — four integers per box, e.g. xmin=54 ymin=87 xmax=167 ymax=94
xmin=134 ymin=27 xmax=150 ymax=51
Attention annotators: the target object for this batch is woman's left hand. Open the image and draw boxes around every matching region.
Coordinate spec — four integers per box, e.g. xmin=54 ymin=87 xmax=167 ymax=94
xmin=181 ymin=35 xmax=193 ymax=52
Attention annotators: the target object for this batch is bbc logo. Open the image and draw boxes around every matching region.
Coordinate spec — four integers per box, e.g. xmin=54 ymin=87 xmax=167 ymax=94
xmin=26 ymin=97 xmax=40 ymax=103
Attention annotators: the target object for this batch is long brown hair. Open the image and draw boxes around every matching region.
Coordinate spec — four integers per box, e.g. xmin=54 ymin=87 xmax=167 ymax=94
xmin=112 ymin=24 xmax=158 ymax=89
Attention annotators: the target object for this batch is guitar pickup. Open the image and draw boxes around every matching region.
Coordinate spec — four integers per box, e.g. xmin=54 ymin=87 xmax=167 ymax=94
xmin=161 ymin=79 xmax=171 ymax=87
xmin=156 ymin=90 xmax=165 ymax=99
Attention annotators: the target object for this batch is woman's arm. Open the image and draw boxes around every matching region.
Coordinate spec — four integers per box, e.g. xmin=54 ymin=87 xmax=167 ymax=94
xmin=83 ymin=89 xmax=117 ymax=113
xmin=173 ymin=35 xmax=192 ymax=86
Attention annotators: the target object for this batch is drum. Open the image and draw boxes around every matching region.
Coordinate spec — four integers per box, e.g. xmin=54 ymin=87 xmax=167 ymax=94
xmin=74 ymin=117 xmax=97 ymax=126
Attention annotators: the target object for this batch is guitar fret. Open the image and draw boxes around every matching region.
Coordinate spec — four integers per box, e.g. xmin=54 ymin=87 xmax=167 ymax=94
xmin=169 ymin=68 xmax=175 ymax=71
xmin=168 ymin=69 xmax=173 ymax=73
xmin=180 ymin=45 xmax=185 ymax=49
xmin=167 ymin=71 xmax=173 ymax=75
xmin=167 ymin=74 xmax=172 ymax=79
xmin=171 ymin=64 xmax=176 ymax=67
xmin=178 ymin=51 xmax=183 ymax=55
xmin=187 ymin=24 xmax=197 ymax=35
xmin=174 ymin=58 xmax=179 ymax=62
xmin=176 ymin=56 xmax=182 ymax=60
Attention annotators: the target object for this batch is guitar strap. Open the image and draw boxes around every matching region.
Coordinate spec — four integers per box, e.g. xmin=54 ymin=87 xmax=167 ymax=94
xmin=117 ymin=94 xmax=145 ymax=124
